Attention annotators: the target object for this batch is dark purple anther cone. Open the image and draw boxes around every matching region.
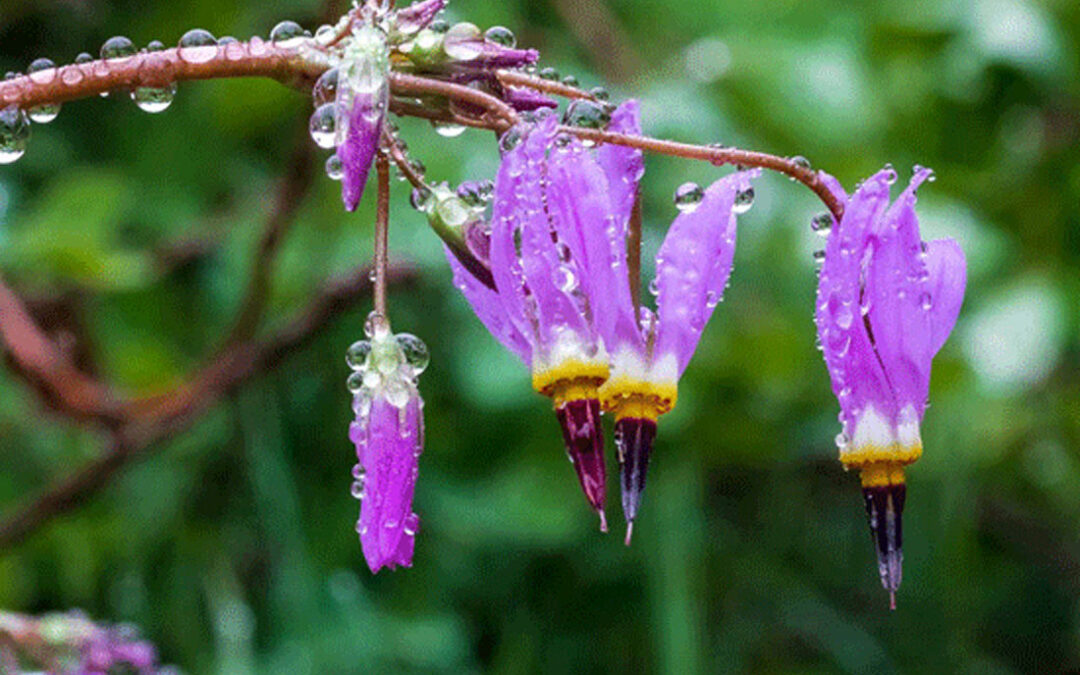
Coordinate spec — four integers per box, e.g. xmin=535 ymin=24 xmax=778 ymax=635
xmin=862 ymin=483 xmax=906 ymax=610
xmin=615 ymin=417 xmax=657 ymax=545
xmin=555 ymin=398 xmax=608 ymax=531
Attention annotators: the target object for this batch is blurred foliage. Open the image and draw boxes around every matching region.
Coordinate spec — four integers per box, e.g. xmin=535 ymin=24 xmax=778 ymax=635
xmin=1 ymin=0 xmax=1080 ymax=672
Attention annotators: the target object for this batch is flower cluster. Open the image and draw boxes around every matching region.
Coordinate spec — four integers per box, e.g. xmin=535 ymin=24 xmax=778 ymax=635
xmin=448 ymin=105 xmax=758 ymax=541
xmin=814 ymin=167 xmax=966 ymax=605
xmin=315 ymin=0 xmax=967 ymax=604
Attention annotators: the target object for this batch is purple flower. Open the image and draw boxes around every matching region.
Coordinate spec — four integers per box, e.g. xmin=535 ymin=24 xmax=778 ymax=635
xmin=347 ymin=322 xmax=428 ymax=573
xmin=814 ymin=167 xmax=966 ymax=604
xmin=593 ymin=104 xmax=758 ymax=541
xmin=336 ymin=25 xmax=390 ymax=212
xmin=447 ymin=111 xmax=631 ymax=528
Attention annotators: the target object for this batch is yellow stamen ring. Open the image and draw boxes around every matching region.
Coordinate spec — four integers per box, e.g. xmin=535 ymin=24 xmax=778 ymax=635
xmin=532 ymin=359 xmax=609 ymax=407
xmin=599 ymin=377 xmax=678 ymax=422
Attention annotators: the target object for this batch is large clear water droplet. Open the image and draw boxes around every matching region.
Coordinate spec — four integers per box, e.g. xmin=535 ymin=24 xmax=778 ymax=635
xmin=309 ymin=103 xmax=337 ymax=149
xmin=410 ymin=187 xmax=433 ymax=212
xmin=396 ymin=334 xmax=430 ymax=375
xmin=347 ymin=340 xmax=372 ymax=370
xmin=403 ymin=513 xmax=420 ymax=536
xmin=733 ymin=187 xmax=755 ymax=214
xmin=312 ymin=67 xmax=338 ymax=107
xmin=178 ymin=29 xmax=218 ymax=64
xmin=443 ymin=22 xmax=483 ymax=61
xmin=673 ymin=182 xmax=704 ymax=212
xmin=432 ymin=120 xmax=466 ymax=138
xmin=563 ymin=99 xmax=610 ymax=130
xmin=325 ymin=154 xmax=343 ymax=181
xmin=484 ymin=26 xmax=516 ymax=48
xmin=346 ymin=371 xmax=365 ymax=394
xmin=100 ymin=36 xmax=136 ymax=61
xmin=131 ymin=83 xmax=177 ymax=113
xmin=270 ymin=21 xmax=307 ymax=48
xmin=0 ymin=106 xmax=30 ymax=164
xmin=811 ymin=213 xmax=832 ymax=237
xmin=538 ymin=66 xmax=559 ymax=81
xmin=435 ymin=196 xmax=470 ymax=228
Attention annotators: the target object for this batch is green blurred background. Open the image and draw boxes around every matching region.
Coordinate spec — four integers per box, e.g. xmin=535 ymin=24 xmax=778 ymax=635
xmin=2 ymin=0 xmax=1079 ymax=672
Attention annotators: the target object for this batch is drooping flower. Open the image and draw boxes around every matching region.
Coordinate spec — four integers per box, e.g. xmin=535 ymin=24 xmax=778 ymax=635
xmin=592 ymin=104 xmax=759 ymax=542
xmin=814 ymin=167 xmax=966 ymax=606
xmin=336 ymin=24 xmax=390 ymax=212
xmin=346 ymin=316 xmax=430 ymax=573
xmin=446 ymin=111 xmax=635 ymax=529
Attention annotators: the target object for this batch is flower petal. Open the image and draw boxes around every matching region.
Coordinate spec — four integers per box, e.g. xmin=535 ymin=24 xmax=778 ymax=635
xmin=595 ymin=100 xmax=644 ymax=237
xmin=654 ymin=170 xmax=758 ymax=377
xmin=356 ymin=395 xmax=423 ymax=573
xmin=924 ymin=238 xmax=966 ymax=356
xmin=815 ymin=169 xmax=895 ymax=430
xmin=446 ymin=246 xmax=533 ymax=364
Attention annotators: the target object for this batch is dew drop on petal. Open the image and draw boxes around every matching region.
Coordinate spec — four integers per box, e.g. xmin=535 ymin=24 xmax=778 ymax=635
xmin=733 ymin=187 xmax=755 ymax=214
xmin=673 ymin=182 xmax=704 ymax=212
xmin=396 ymin=333 xmax=430 ymax=375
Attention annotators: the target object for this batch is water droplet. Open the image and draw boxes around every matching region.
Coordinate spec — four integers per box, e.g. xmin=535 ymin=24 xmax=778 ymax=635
xmin=456 ymin=181 xmax=490 ymax=208
xmin=352 ymin=389 xmax=372 ymax=416
xmin=790 ymin=155 xmax=811 ymax=170
xmin=74 ymin=53 xmax=94 ymax=64
xmin=346 ymin=370 xmax=365 ymax=394
xmin=810 ymin=213 xmax=832 ymax=236
xmin=350 ymin=480 xmax=365 ymax=499
xmin=312 ymin=67 xmax=338 ymax=107
xmin=561 ymin=74 xmax=579 ymax=87
xmin=443 ymin=22 xmax=483 ymax=60
xmin=673 ymin=182 xmax=704 ymax=212
xmin=270 ymin=20 xmax=307 ymax=48
xmin=484 ymin=26 xmax=516 ymax=48
xmin=403 ymin=513 xmax=420 ymax=536
xmin=563 ymin=99 xmax=610 ymax=130
xmin=396 ymin=333 xmax=430 ymax=375
xmin=178 ymin=29 xmax=218 ymax=63
xmin=920 ymin=292 xmax=932 ymax=310
xmin=432 ymin=120 xmax=465 ymax=137
xmin=309 ymin=103 xmax=337 ymax=149
xmin=218 ymin=36 xmax=239 ymax=45
xmin=351 ymin=463 xmax=365 ymax=480
xmin=648 ymin=277 xmax=660 ymax=297
xmin=347 ymin=340 xmax=372 ymax=370
xmin=812 ymin=249 xmax=826 ymax=264
xmin=835 ymin=431 xmax=850 ymax=450
xmin=538 ymin=66 xmax=559 ymax=81
xmin=27 ymin=58 xmax=56 ymax=84
xmin=410 ymin=186 xmax=433 ymax=212
xmin=590 ymin=87 xmax=609 ymax=101
xmin=315 ymin=24 xmax=336 ymax=44
xmin=435 ymin=196 xmax=470 ymax=227
xmin=325 ymin=154 xmax=343 ymax=181
xmin=429 ymin=19 xmax=450 ymax=34
xmin=100 ymin=36 xmax=136 ymax=61
xmin=0 ymin=106 xmax=30 ymax=164
xmin=552 ymin=264 xmax=577 ymax=293
xmin=131 ymin=83 xmax=176 ymax=113
xmin=364 ymin=312 xmax=390 ymax=339
xmin=733 ymin=187 xmax=755 ymax=214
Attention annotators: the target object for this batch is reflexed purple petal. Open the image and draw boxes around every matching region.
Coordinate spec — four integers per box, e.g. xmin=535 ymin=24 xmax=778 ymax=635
xmin=654 ymin=170 xmax=758 ymax=376
xmin=815 ymin=169 xmax=895 ymax=431
xmin=489 ymin=125 xmax=536 ymax=342
xmin=865 ymin=170 xmax=934 ymax=419
xmin=924 ymin=238 xmax=966 ymax=355
xmin=595 ymin=100 xmax=644 ymax=236
xmin=339 ymin=96 xmax=383 ymax=212
xmin=446 ymin=246 xmax=533 ymax=364
xmin=503 ymin=85 xmax=559 ymax=111
xmin=461 ymin=45 xmax=540 ymax=69
xmin=513 ymin=118 xmax=591 ymax=357
xmin=355 ymin=395 xmax=423 ymax=573
xmin=545 ymin=133 xmax=637 ymax=354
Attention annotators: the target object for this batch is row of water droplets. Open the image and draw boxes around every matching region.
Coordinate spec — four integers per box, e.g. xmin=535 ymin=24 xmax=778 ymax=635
xmin=0 ymin=21 xmax=314 ymax=165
